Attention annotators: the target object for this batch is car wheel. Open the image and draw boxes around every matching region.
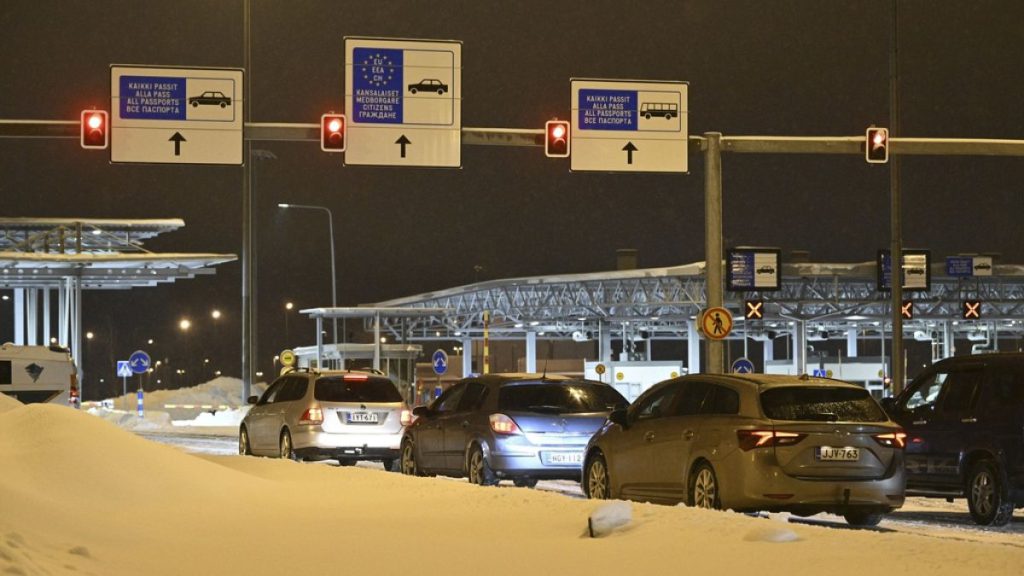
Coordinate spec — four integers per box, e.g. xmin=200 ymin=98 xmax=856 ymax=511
xmin=220 ymin=102 xmax=227 ymax=108
xmin=690 ymin=462 xmax=721 ymax=509
xmin=584 ymin=453 xmax=610 ymax=499
xmin=410 ymin=88 xmax=418 ymax=94
xmin=279 ymin=429 xmax=297 ymax=461
xmin=437 ymin=89 xmax=444 ymax=95
xmin=401 ymin=438 xmax=423 ymax=476
xmin=467 ymin=444 xmax=497 ymax=486
xmin=843 ymin=511 xmax=884 ymax=527
xmin=238 ymin=426 xmax=252 ymax=456
xmin=513 ymin=477 xmax=539 ymax=488
xmin=191 ymin=101 xmax=199 ymax=107
xmin=967 ymin=459 xmax=1014 ymax=526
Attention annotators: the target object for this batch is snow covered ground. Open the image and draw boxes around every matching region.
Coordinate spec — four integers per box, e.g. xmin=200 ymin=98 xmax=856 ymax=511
xmin=2 ymin=384 xmax=1023 ymax=576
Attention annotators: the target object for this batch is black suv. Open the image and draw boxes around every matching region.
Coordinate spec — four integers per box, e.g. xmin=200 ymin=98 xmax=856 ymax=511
xmin=885 ymin=353 xmax=1024 ymax=526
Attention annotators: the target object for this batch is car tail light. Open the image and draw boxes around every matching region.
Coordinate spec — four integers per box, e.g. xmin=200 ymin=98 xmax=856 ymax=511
xmin=737 ymin=430 xmax=806 ymax=451
xmin=400 ymin=405 xmax=413 ymax=426
xmin=873 ymin=430 xmax=907 ymax=449
xmin=489 ymin=413 xmax=522 ymax=435
xmin=343 ymin=373 xmax=368 ymax=381
xmin=299 ymin=405 xmax=324 ymax=425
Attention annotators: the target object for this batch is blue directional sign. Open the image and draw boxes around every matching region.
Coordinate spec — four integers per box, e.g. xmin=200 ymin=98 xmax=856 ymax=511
xmin=128 ymin=350 xmax=151 ymax=375
xmin=432 ymin=349 xmax=449 ymax=376
xmin=578 ymin=89 xmax=638 ymax=131
xmin=813 ymin=369 xmax=828 ymax=378
xmin=731 ymin=357 xmax=754 ymax=374
xmin=352 ymin=48 xmax=404 ymax=124
xmin=116 ymin=360 xmax=133 ymax=378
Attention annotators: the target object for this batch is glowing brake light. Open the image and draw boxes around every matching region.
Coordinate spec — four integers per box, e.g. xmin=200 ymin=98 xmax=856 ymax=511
xmin=342 ymin=373 xmax=368 ymax=381
xmin=299 ymin=405 xmax=323 ymax=425
xmin=873 ymin=430 xmax=907 ymax=449
xmin=737 ymin=430 xmax=806 ymax=451
xmin=489 ymin=413 xmax=522 ymax=435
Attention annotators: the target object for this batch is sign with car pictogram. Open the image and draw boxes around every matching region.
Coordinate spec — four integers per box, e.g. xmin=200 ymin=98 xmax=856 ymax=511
xmin=727 ymin=248 xmax=781 ymax=291
xmin=699 ymin=307 xmax=733 ymax=340
xmin=344 ymin=37 xmax=462 ymax=167
xmin=946 ymin=256 xmax=992 ymax=278
xmin=570 ymin=78 xmax=688 ymax=173
xmin=110 ymin=65 xmax=243 ymax=164
xmin=877 ymin=249 xmax=931 ymax=292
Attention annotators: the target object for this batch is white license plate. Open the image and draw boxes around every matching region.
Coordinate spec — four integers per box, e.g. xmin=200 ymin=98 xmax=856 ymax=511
xmin=817 ymin=446 xmax=860 ymax=461
xmin=544 ymin=452 xmax=583 ymax=465
xmin=347 ymin=412 xmax=379 ymax=424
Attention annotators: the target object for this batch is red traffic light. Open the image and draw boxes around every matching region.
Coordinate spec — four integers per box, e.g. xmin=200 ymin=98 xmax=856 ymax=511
xmin=545 ymin=120 xmax=570 ymax=158
xmin=865 ymin=126 xmax=889 ymax=164
xmin=80 ymin=110 xmax=108 ymax=150
xmin=321 ymin=113 xmax=346 ymax=152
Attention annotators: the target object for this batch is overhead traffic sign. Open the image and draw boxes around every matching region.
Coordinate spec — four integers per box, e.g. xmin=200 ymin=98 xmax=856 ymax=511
xmin=570 ymin=78 xmax=688 ymax=173
xmin=344 ymin=37 xmax=462 ymax=167
xmin=946 ymin=256 xmax=992 ymax=278
xmin=700 ymin=307 xmax=733 ymax=340
xmin=727 ymin=248 xmax=782 ymax=291
xmin=128 ymin=350 xmax=151 ymax=375
xmin=432 ymin=349 xmax=449 ymax=375
xmin=110 ymin=65 xmax=243 ymax=164
xmin=878 ymin=249 xmax=931 ymax=292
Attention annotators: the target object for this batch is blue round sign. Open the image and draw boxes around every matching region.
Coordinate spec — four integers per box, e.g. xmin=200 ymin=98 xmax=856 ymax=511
xmin=431 ymin=349 xmax=449 ymax=376
xmin=128 ymin=350 xmax=151 ymax=375
xmin=731 ymin=357 xmax=754 ymax=374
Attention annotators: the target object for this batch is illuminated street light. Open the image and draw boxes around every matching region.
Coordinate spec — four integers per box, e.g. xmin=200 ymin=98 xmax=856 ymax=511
xmin=86 ymin=331 xmax=94 ymax=340
xmin=179 ymin=319 xmax=191 ymax=331
xmin=147 ymin=338 xmax=154 ymax=345
xmin=278 ymin=203 xmax=338 ymax=343
xmin=211 ymin=309 xmax=222 ymax=320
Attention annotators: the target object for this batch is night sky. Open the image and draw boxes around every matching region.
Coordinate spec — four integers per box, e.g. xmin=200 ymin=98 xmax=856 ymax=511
xmin=2 ymin=1 xmax=1024 ymax=398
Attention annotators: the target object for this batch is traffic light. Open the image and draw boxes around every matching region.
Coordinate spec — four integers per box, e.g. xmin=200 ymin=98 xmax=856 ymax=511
xmin=320 ymin=113 xmax=346 ymax=152
xmin=545 ymin=120 xmax=570 ymax=158
xmin=80 ymin=110 xmax=108 ymax=149
xmin=865 ymin=126 xmax=889 ymax=164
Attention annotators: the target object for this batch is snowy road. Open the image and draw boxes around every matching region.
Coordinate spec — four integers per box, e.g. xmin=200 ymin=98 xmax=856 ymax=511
xmin=138 ymin=430 xmax=1024 ymax=543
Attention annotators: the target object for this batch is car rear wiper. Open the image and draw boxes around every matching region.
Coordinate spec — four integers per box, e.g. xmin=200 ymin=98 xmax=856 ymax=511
xmin=803 ymin=412 xmax=839 ymax=422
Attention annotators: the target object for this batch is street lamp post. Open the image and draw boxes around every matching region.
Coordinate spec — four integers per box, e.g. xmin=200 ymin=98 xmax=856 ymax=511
xmin=278 ymin=203 xmax=338 ymax=344
xmin=284 ymin=301 xmax=294 ymax=346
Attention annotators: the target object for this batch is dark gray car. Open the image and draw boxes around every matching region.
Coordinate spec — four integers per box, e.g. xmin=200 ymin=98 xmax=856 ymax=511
xmin=400 ymin=374 xmax=627 ymax=487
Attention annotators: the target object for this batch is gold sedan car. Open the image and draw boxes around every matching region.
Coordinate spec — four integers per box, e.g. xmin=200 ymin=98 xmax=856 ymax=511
xmin=583 ymin=374 xmax=906 ymax=526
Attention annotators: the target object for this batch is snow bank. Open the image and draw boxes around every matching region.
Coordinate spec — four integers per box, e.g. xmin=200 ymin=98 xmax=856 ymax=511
xmin=1 ymin=402 xmax=1023 ymax=576
xmin=0 ymin=392 xmax=22 ymax=414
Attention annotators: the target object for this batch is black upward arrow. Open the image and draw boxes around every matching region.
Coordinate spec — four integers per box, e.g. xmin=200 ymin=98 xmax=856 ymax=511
xmin=395 ymin=134 xmax=411 ymax=158
xmin=169 ymin=132 xmax=186 ymax=156
xmin=622 ymin=141 xmax=638 ymax=164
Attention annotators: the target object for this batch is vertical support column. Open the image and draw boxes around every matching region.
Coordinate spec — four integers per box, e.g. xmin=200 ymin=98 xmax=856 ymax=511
xmin=792 ymin=321 xmax=806 ymax=376
xmin=58 ymin=280 xmax=69 ymax=347
xmin=462 ymin=338 xmax=473 ymax=377
xmin=72 ymin=276 xmax=82 ymax=397
xmin=42 ymin=288 xmax=51 ymax=345
xmin=26 ymin=289 xmax=38 ymax=345
xmin=763 ymin=337 xmax=774 ymax=371
xmin=315 ymin=316 xmax=323 ymax=370
xmin=525 ymin=331 xmax=537 ymax=373
xmin=942 ymin=321 xmax=953 ymax=360
xmin=704 ymin=132 xmax=725 ymax=374
xmin=687 ymin=320 xmax=701 ymax=374
xmin=600 ymin=323 xmax=612 ymax=363
xmin=482 ymin=310 xmax=490 ymax=374
xmin=645 ymin=335 xmax=653 ymax=361
xmin=14 ymin=289 xmax=25 ymax=345
xmin=373 ymin=312 xmax=381 ymax=371
xmin=847 ymin=328 xmax=858 ymax=358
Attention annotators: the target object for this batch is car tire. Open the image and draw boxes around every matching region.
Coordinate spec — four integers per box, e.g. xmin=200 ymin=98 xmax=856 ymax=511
xmin=843 ymin=511 xmax=884 ymax=527
xmin=437 ymin=89 xmax=444 ymax=95
xmin=191 ymin=101 xmax=199 ymax=107
xmin=967 ymin=459 xmax=1015 ymax=526
xmin=689 ymin=462 xmax=721 ymax=510
xmin=584 ymin=453 xmax=611 ymax=499
xmin=279 ymin=429 xmax=298 ymax=461
xmin=513 ymin=477 xmax=539 ymax=488
xmin=410 ymin=88 xmax=418 ymax=94
xmin=220 ymin=102 xmax=227 ymax=108
xmin=238 ymin=426 xmax=252 ymax=456
xmin=467 ymin=444 xmax=497 ymax=486
xmin=400 ymin=438 xmax=423 ymax=476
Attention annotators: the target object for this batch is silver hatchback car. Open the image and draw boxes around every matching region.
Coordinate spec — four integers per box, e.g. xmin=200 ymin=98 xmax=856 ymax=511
xmin=401 ymin=374 xmax=628 ymax=487
xmin=583 ymin=374 xmax=906 ymax=526
xmin=240 ymin=369 xmax=411 ymax=469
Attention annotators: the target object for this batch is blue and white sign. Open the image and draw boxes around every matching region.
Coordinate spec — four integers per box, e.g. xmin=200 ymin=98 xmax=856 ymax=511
xmin=877 ymin=250 xmax=931 ymax=291
xmin=345 ymin=37 xmax=462 ymax=167
xmin=571 ymin=78 xmax=688 ymax=173
xmin=812 ymin=369 xmax=828 ymax=378
xmin=731 ymin=357 xmax=754 ymax=374
xmin=727 ymin=249 xmax=781 ymax=291
xmin=116 ymin=360 xmax=133 ymax=378
xmin=946 ymin=256 xmax=992 ymax=278
xmin=432 ymin=349 xmax=449 ymax=376
xmin=111 ymin=65 xmax=244 ymax=164
xmin=128 ymin=350 xmax=151 ymax=375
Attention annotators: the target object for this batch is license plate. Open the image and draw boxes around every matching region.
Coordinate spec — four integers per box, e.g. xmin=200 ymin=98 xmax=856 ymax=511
xmin=817 ymin=446 xmax=860 ymax=461
xmin=543 ymin=451 xmax=583 ymax=465
xmin=346 ymin=412 xmax=379 ymax=424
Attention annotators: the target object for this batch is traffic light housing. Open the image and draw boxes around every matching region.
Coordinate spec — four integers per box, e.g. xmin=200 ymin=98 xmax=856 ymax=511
xmin=545 ymin=120 xmax=570 ymax=158
xmin=80 ymin=110 xmax=108 ymax=149
xmin=865 ymin=127 xmax=889 ymax=164
xmin=321 ymin=113 xmax=346 ymax=152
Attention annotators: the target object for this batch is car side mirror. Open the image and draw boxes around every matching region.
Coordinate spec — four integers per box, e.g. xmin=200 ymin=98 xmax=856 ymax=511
xmin=412 ymin=405 xmax=431 ymax=417
xmin=247 ymin=395 xmax=259 ymax=405
xmin=608 ymin=408 xmax=628 ymax=428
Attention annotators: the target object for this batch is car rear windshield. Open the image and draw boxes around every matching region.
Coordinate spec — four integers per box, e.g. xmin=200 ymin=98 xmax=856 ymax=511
xmin=314 ymin=377 xmax=403 ymax=403
xmin=498 ymin=381 xmax=627 ymax=414
xmin=760 ymin=386 xmax=887 ymax=422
